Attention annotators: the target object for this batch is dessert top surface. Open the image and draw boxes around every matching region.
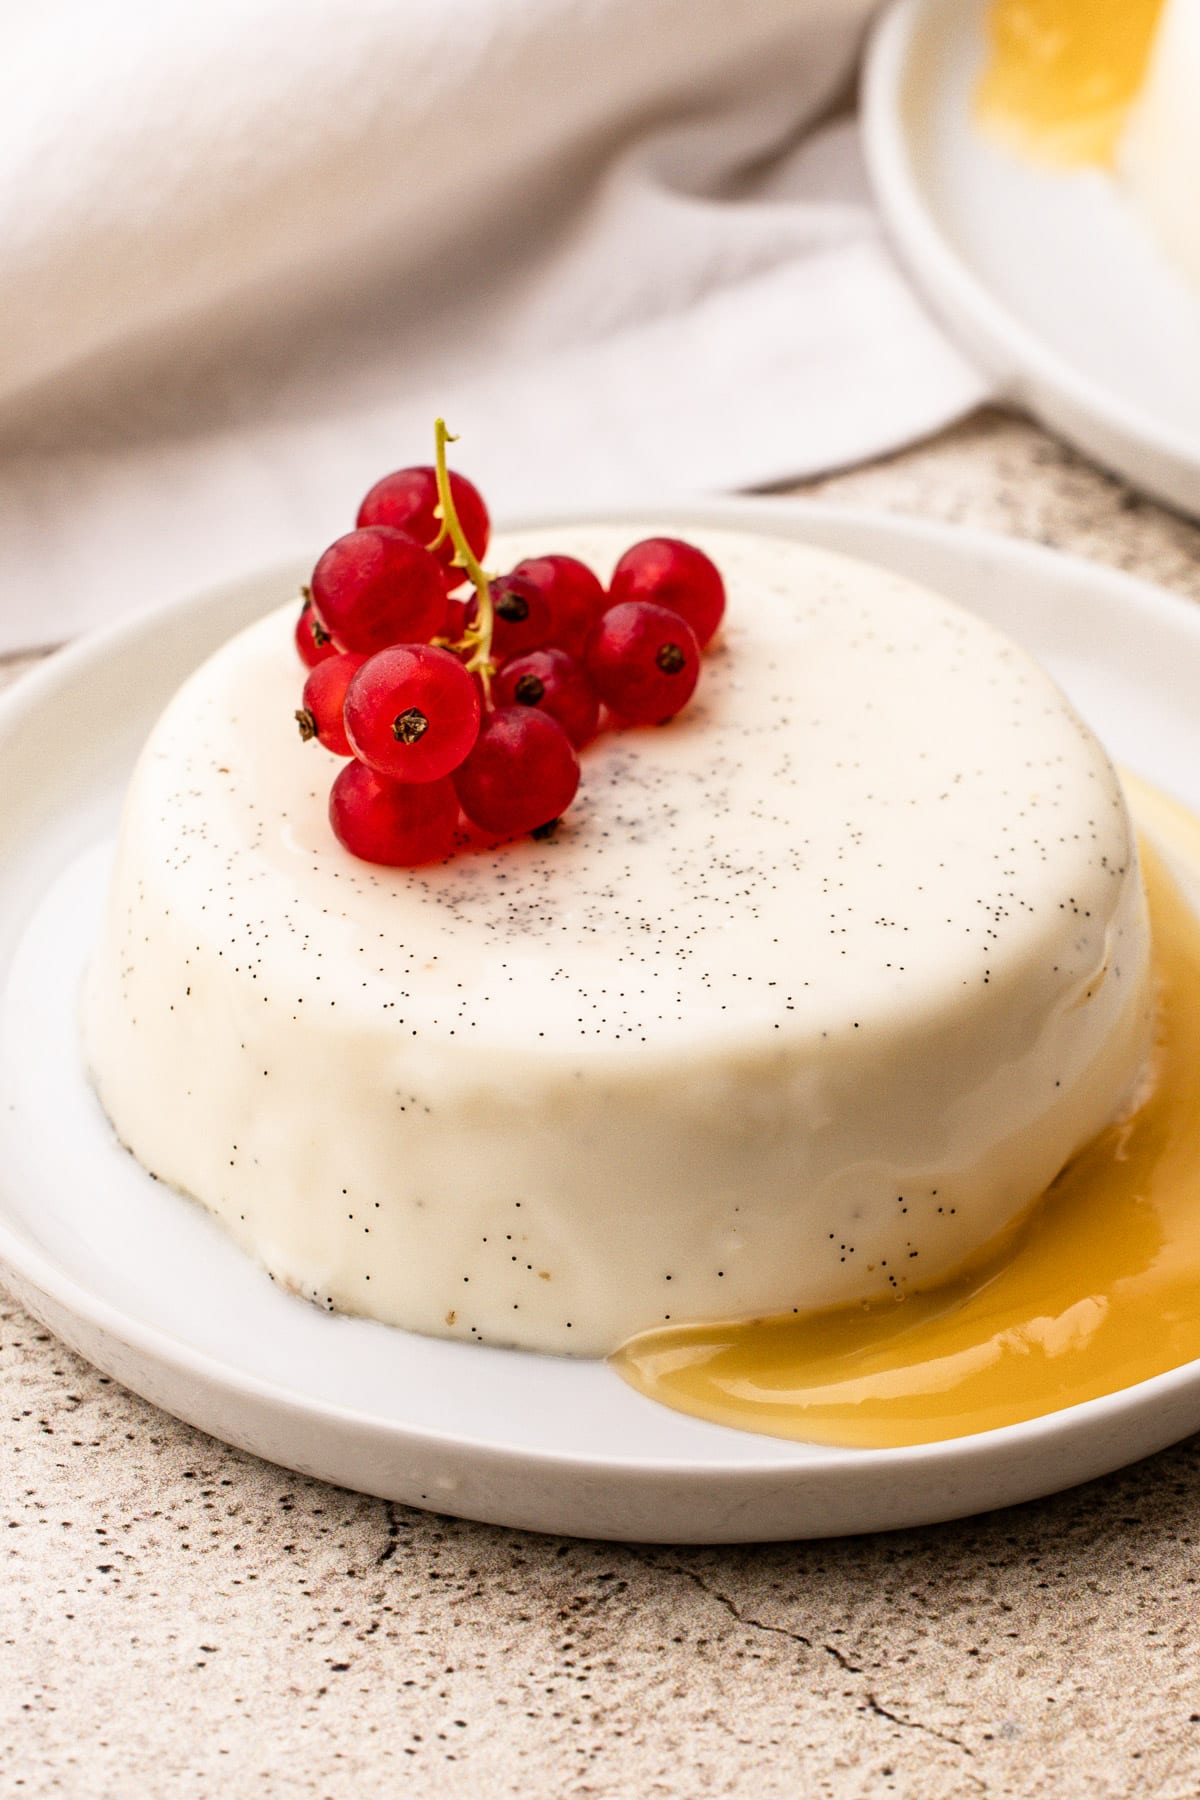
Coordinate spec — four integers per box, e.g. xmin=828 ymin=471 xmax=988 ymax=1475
xmin=120 ymin=523 xmax=1135 ymax=1057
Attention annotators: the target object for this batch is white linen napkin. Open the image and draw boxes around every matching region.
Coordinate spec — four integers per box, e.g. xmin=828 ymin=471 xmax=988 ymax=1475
xmin=0 ymin=0 xmax=989 ymax=654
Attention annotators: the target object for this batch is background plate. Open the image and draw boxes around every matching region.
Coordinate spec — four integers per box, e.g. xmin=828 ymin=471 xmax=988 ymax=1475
xmin=862 ymin=0 xmax=1200 ymax=518
xmin=2 ymin=498 xmax=1200 ymax=1543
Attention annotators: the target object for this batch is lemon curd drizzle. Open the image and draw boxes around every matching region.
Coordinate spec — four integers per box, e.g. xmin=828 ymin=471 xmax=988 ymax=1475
xmin=976 ymin=0 xmax=1165 ymax=165
xmin=614 ymin=778 xmax=1200 ymax=1451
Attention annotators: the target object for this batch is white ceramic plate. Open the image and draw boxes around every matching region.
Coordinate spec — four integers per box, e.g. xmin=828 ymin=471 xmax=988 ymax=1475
xmin=3 ymin=498 xmax=1200 ymax=1545
xmin=862 ymin=0 xmax=1200 ymax=519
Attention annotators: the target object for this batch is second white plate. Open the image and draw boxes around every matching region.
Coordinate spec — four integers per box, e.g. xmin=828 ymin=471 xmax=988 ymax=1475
xmin=2 ymin=498 xmax=1200 ymax=1543
xmin=863 ymin=0 xmax=1200 ymax=518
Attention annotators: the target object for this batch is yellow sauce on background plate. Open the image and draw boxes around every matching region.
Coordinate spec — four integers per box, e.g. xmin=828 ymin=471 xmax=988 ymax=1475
xmin=977 ymin=0 xmax=1164 ymax=164
xmin=615 ymin=778 xmax=1200 ymax=1451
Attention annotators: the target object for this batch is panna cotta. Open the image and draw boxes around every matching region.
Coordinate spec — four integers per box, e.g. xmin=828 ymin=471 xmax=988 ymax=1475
xmin=978 ymin=0 xmax=1165 ymax=167
xmin=979 ymin=0 xmax=1200 ymax=290
xmin=83 ymin=524 xmax=1155 ymax=1358
xmin=1120 ymin=0 xmax=1200 ymax=291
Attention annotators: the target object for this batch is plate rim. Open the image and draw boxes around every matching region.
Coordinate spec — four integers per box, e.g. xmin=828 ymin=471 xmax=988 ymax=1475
xmin=861 ymin=0 xmax=1200 ymax=514
xmin=3 ymin=495 xmax=1200 ymax=1515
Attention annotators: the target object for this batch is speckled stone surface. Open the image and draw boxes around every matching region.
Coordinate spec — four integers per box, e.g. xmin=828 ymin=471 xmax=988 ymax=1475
xmin=5 ymin=409 xmax=1200 ymax=1798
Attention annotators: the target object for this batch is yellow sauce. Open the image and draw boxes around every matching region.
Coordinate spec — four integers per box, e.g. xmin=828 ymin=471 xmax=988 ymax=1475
xmin=977 ymin=0 xmax=1165 ymax=165
xmin=614 ymin=779 xmax=1200 ymax=1450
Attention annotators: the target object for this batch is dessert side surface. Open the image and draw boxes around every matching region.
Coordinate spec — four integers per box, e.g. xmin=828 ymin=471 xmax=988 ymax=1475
xmin=1120 ymin=0 xmax=1200 ymax=290
xmin=81 ymin=522 xmax=1155 ymax=1358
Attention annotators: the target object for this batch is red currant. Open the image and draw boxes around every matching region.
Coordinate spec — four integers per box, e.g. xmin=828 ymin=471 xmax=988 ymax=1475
xmin=608 ymin=538 xmax=725 ymax=647
xmin=494 ymin=647 xmax=599 ymax=748
xmin=505 ymin=555 xmax=606 ymax=658
xmin=442 ymin=594 xmax=472 ymax=644
xmin=295 ymin=594 xmax=336 ymax=668
xmin=453 ymin=707 xmax=580 ymax=838
xmin=488 ymin=571 xmax=557 ymax=663
xmin=344 ymin=643 xmax=481 ymax=783
xmin=329 ymin=761 xmax=459 ymax=866
xmin=310 ymin=526 xmax=447 ymax=655
xmin=356 ymin=465 xmax=489 ymax=590
xmin=585 ymin=601 xmax=700 ymax=725
xmin=295 ymin=651 xmax=366 ymax=756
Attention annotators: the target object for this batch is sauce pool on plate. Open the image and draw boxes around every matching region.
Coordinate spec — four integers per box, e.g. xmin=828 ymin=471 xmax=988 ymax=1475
xmin=614 ymin=777 xmax=1200 ymax=1450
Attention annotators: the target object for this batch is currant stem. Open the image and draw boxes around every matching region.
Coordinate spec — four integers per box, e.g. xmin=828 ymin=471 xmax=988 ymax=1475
xmin=434 ymin=418 xmax=494 ymax=702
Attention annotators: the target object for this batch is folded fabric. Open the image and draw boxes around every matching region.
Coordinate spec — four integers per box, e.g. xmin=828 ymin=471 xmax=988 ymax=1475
xmin=0 ymin=0 xmax=990 ymax=653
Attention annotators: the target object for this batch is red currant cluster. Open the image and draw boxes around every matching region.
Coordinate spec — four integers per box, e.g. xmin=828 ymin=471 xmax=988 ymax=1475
xmin=294 ymin=422 xmax=725 ymax=866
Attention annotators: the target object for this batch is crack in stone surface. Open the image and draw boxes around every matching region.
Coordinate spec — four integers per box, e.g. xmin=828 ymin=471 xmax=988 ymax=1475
xmin=375 ymin=1499 xmax=406 ymax=1565
xmin=863 ymin=1693 xmax=984 ymax=1778
xmin=634 ymin=1554 xmax=984 ymax=1781
xmin=632 ymin=1556 xmax=862 ymax=1675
